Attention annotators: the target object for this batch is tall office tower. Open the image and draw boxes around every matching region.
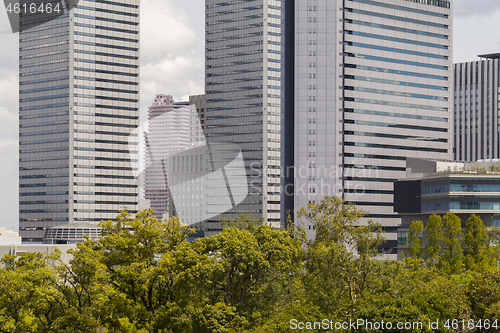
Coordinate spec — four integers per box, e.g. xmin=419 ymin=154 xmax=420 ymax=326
xmin=189 ymin=94 xmax=206 ymax=146
xmin=454 ymin=54 xmax=500 ymax=162
xmin=205 ymin=0 xmax=282 ymax=228
xmin=144 ymin=95 xmax=190 ymax=221
xmin=282 ymin=0 xmax=453 ymax=254
xmin=19 ymin=0 xmax=140 ymax=242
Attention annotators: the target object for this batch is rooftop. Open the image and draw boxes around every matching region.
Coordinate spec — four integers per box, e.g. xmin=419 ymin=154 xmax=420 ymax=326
xmin=478 ymin=53 xmax=500 ymax=60
xmin=50 ymin=222 xmax=101 ymax=229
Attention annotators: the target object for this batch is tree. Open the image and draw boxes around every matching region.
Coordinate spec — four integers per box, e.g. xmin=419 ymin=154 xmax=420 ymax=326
xmin=297 ymin=196 xmax=386 ymax=318
xmin=424 ymin=214 xmax=443 ymax=264
xmin=180 ymin=224 xmax=303 ymax=330
xmin=407 ymin=220 xmax=424 ymax=259
xmin=464 ymin=214 xmax=493 ymax=272
xmin=440 ymin=212 xmax=464 ymax=274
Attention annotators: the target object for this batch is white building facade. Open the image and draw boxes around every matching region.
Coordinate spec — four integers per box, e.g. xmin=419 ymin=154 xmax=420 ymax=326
xmin=144 ymin=95 xmax=190 ymax=220
xmin=282 ymin=0 xmax=453 ymax=254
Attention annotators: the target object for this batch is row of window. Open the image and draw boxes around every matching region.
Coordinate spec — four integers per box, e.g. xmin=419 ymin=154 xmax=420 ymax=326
xmin=20 ymin=120 xmax=68 ymax=128
xmin=346 ymin=64 xmax=448 ymax=81
xmin=20 ymin=191 xmax=68 ymax=196
xmin=345 ymin=41 xmax=448 ymax=60
xmin=75 ymin=129 xmax=136 ymax=137
xmin=87 ymin=0 xmax=138 ymax=9
xmin=20 ymin=31 xmax=68 ymax=43
xmin=344 ymin=97 xmax=448 ymax=112
xmin=345 ymin=141 xmax=448 ymax=153
xmin=348 ymin=0 xmax=448 ymax=17
xmin=20 ymin=40 xmax=68 ymax=51
xmin=74 ymin=75 xmax=138 ymax=86
xmin=344 ymin=119 xmax=448 ymax=133
xmin=20 ymin=67 xmax=69 ymax=77
xmin=344 ymin=108 xmax=448 ymax=122
xmin=20 ymin=22 xmax=69 ymax=34
xmin=207 ymin=85 xmax=262 ymax=94
xmin=345 ymin=52 xmax=448 ymax=70
xmin=344 ymin=74 xmax=448 ymax=91
xmin=20 ymin=94 xmax=68 ymax=103
xmin=20 ymin=85 xmax=67 ymax=94
xmin=346 ymin=19 xmax=448 ymax=39
xmin=75 ymin=49 xmax=138 ymax=60
xmin=75 ymin=5 xmax=138 ymax=18
xmin=206 ymin=14 xmax=263 ymax=26
xmin=75 ymin=111 xmax=138 ymax=120
xmin=74 ymin=40 xmax=138 ymax=51
xmin=21 ymin=138 xmax=68 ymax=145
xmin=422 ymin=202 xmax=500 ymax=211
xmin=74 ymin=67 xmax=138 ymax=77
xmin=345 ymin=86 xmax=448 ymax=101
xmin=21 ymin=75 xmax=68 ymax=86
xmin=207 ymin=32 xmax=262 ymax=43
xmin=345 ymin=30 xmax=448 ymax=50
xmin=345 ymin=8 xmax=448 ymax=29
xmin=74 ymin=156 xmax=137 ymax=162
xmin=206 ymin=49 xmax=262 ymax=61
xmin=206 ymin=23 xmax=263 ymax=35
xmin=74 ymin=93 xmax=138 ymax=103
xmin=74 ymin=31 xmax=138 ymax=43
xmin=207 ymin=76 xmax=263 ymax=86
xmin=206 ymin=5 xmax=262 ymax=18
xmin=20 ymin=129 xmax=68 ymax=137
xmin=344 ymin=130 xmax=447 ymax=143
xmin=422 ymin=184 xmax=500 ymax=194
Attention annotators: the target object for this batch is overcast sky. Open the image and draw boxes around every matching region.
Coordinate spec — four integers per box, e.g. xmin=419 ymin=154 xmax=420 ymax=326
xmin=0 ymin=0 xmax=498 ymax=230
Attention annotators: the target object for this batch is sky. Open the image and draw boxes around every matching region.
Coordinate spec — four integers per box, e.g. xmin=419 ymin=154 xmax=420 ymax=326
xmin=0 ymin=0 xmax=499 ymax=230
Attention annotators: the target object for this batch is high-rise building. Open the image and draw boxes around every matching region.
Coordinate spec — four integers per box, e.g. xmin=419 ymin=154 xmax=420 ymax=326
xmin=282 ymin=0 xmax=453 ymax=254
xmin=144 ymin=95 xmax=190 ymax=221
xmin=454 ymin=54 xmax=500 ymax=162
xmin=204 ymin=0 xmax=282 ymax=228
xmin=19 ymin=0 xmax=140 ymax=242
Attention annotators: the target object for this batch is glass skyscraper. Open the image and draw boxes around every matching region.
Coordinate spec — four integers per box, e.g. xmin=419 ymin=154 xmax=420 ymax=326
xmin=204 ymin=0 xmax=282 ymax=230
xmin=19 ymin=0 xmax=140 ymax=242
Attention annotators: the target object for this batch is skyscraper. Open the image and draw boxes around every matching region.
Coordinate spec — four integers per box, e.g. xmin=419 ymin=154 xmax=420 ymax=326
xmin=144 ymin=95 xmax=190 ymax=221
xmin=454 ymin=54 xmax=500 ymax=162
xmin=19 ymin=0 xmax=140 ymax=242
xmin=283 ymin=0 xmax=453 ymax=254
xmin=204 ymin=0 xmax=282 ymax=228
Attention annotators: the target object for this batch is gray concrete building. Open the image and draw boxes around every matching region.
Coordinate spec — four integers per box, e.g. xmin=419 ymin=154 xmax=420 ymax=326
xmin=204 ymin=0 xmax=282 ymax=229
xmin=19 ymin=0 xmax=140 ymax=242
xmin=282 ymin=0 xmax=453 ymax=256
xmin=454 ymin=54 xmax=500 ymax=162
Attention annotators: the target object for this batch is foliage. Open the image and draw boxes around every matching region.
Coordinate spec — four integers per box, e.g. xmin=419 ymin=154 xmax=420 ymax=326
xmin=464 ymin=214 xmax=494 ymax=272
xmin=440 ymin=212 xmax=464 ymax=274
xmin=2 ymin=200 xmax=500 ymax=331
xmin=424 ymin=214 xmax=443 ymax=263
xmin=407 ymin=220 xmax=423 ymax=259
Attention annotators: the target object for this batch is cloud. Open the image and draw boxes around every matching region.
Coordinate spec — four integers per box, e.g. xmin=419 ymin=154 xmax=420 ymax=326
xmin=453 ymin=6 xmax=500 ymax=63
xmin=454 ymin=0 xmax=500 ymax=18
xmin=140 ymin=0 xmax=205 ymax=110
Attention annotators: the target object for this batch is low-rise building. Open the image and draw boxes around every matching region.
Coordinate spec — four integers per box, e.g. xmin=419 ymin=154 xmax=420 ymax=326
xmin=395 ymin=158 xmax=500 ymax=260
